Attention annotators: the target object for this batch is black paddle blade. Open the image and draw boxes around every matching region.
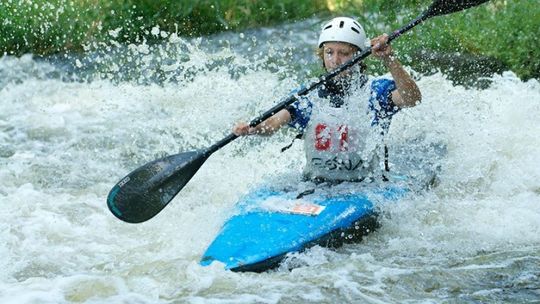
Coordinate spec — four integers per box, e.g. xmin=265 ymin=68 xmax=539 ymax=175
xmin=426 ymin=0 xmax=491 ymax=17
xmin=107 ymin=150 xmax=207 ymax=223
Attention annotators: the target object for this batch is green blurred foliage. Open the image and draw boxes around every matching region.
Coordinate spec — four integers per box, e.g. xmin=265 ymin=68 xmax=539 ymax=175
xmin=0 ymin=0 xmax=328 ymax=54
xmin=0 ymin=0 xmax=538 ymax=79
xmin=335 ymin=0 xmax=539 ymax=80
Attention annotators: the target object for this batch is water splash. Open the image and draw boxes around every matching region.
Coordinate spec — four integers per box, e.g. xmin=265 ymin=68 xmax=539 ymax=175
xmin=1 ymin=21 xmax=539 ymax=304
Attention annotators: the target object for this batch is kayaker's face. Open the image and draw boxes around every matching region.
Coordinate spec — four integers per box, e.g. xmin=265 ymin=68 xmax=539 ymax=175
xmin=322 ymin=42 xmax=358 ymax=72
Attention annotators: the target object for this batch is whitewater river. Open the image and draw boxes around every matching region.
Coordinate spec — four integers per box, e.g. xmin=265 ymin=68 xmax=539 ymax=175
xmin=1 ymin=19 xmax=539 ymax=303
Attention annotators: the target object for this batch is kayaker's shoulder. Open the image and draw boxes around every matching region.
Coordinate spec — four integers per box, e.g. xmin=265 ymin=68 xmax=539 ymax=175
xmin=369 ymin=77 xmax=397 ymax=93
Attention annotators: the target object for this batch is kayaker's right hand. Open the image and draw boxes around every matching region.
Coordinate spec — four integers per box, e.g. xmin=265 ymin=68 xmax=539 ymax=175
xmin=233 ymin=122 xmax=256 ymax=136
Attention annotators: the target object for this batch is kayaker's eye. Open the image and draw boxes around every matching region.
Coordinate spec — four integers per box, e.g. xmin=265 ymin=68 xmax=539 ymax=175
xmin=339 ymin=50 xmax=352 ymax=57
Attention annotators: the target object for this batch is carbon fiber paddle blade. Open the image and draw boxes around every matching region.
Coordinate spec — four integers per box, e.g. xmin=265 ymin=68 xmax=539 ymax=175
xmin=107 ymin=150 xmax=207 ymax=223
xmin=427 ymin=0 xmax=491 ymax=17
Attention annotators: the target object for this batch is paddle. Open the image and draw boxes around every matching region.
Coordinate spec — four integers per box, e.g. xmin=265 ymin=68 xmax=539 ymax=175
xmin=107 ymin=0 xmax=491 ymax=223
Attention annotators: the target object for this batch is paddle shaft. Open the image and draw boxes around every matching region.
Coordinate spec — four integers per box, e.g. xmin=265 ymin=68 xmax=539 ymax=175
xmin=208 ymin=0 xmax=494 ymax=157
xmin=203 ymin=12 xmax=434 ymax=158
xmin=205 ymin=0 xmax=496 ymax=157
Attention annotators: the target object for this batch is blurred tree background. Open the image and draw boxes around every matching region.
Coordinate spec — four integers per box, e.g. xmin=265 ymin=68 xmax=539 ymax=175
xmin=0 ymin=0 xmax=538 ymax=80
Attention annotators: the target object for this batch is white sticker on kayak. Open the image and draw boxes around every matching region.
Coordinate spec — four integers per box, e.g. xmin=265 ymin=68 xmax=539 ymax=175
xmin=260 ymin=197 xmax=326 ymax=216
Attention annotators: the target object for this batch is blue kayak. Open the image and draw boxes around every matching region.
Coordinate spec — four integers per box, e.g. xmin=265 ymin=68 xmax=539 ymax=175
xmin=200 ymin=182 xmax=408 ymax=272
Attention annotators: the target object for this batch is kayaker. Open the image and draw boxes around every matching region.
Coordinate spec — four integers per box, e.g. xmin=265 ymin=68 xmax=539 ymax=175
xmin=233 ymin=17 xmax=421 ymax=182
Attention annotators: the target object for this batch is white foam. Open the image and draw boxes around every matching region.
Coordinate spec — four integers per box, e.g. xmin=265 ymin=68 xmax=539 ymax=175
xmin=0 ymin=39 xmax=539 ymax=303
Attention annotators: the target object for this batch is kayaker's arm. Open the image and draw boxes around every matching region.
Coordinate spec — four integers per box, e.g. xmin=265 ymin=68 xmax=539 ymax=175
xmin=233 ymin=109 xmax=292 ymax=136
xmin=385 ymin=57 xmax=422 ymax=108
xmin=371 ymin=34 xmax=422 ymax=108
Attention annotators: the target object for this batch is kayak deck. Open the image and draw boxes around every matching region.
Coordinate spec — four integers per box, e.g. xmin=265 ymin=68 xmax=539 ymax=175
xmin=201 ymin=184 xmax=407 ymax=272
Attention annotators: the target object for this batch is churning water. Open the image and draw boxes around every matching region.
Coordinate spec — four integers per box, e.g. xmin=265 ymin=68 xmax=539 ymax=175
xmin=1 ymin=19 xmax=539 ymax=303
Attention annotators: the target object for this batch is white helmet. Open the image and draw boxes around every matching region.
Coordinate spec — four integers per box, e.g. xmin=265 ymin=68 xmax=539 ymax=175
xmin=318 ymin=17 xmax=368 ymax=51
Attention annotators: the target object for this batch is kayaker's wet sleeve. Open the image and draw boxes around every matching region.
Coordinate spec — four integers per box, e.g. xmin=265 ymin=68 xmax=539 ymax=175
xmin=369 ymin=78 xmax=399 ymax=127
xmin=286 ymin=97 xmax=312 ymax=131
